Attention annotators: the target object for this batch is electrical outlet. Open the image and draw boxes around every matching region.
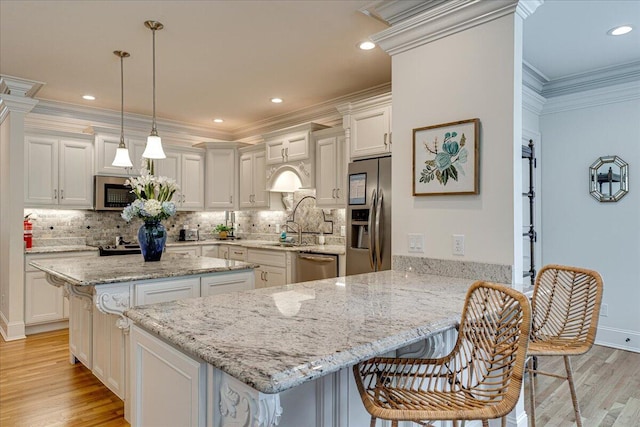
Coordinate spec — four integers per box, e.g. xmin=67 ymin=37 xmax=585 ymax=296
xmin=600 ymin=303 xmax=608 ymax=317
xmin=452 ymin=234 xmax=465 ymax=256
xmin=275 ymin=224 xmax=280 ymax=234
xmin=408 ymin=233 xmax=424 ymax=253
xmin=340 ymin=225 xmax=346 ymax=237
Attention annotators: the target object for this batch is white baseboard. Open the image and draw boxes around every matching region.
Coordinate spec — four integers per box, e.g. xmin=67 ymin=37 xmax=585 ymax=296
xmin=596 ymin=326 xmax=640 ymax=353
xmin=0 ymin=311 xmax=26 ymax=341
xmin=25 ymin=320 xmax=69 ymax=336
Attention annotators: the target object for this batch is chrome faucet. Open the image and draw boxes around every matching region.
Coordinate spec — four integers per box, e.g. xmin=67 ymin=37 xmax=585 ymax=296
xmin=281 ymin=222 xmax=302 ymax=246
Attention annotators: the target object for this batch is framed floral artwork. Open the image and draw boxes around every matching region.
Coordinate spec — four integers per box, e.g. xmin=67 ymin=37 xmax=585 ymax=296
xmin=412 ymin=118 xmax=480 ymax=196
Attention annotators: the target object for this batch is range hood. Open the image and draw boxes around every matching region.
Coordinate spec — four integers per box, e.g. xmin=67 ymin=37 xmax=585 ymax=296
xmin=266 ymin=164 xmax=312 ymax=193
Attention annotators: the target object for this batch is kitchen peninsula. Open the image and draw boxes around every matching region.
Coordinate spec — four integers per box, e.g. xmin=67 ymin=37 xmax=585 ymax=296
xmin=29 ymin=253 xmax=257 ymax=407
xmin=125 ymin=270 xmax=473 ymax=427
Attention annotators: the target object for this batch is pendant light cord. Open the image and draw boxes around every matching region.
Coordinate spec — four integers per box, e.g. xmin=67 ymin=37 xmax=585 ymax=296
xmin=151 ymin=26 xmax=157 ymax=134
xmin=120 ymin=54 xmax=125 ymax=143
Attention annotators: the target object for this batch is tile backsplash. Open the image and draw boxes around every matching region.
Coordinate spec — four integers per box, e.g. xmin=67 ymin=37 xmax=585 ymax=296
xmin=25 ymin=190 xmax=345 ymax=247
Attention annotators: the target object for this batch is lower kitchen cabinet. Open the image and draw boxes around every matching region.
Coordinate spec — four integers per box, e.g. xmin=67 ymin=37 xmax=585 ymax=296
xmin=92 ymin=309 xmax=125 ymax=399
xmin=218 ymin=245 xmax=247 ymax=261
xmin=25 ymin=251 xmax=97 ymax=335
xmin=69 ymin=292 xmax=93 ymax=368
xmin=165 ymin=244 xmax=201 ymax=257
xmin=201 ymin=270 xmax=254 ymax=296
xmin=201 ymin=244 xmax=219 ymax=258
xmin=247 ymin=248 xmax=293 ymax=288
xmin=134 ymin=277 xmax=200 ymax=306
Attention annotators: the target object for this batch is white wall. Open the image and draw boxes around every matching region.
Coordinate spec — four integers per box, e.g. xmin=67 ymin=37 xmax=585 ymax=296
xmin=540 ymin=93 xmax=640 ymax=351
xmin=392 ymin=15 xmax=522 ymax=275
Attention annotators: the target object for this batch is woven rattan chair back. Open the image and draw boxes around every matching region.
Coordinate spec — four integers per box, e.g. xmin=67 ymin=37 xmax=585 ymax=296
xmin=527 ymin=264 xmax=603 ymax=427
xmin=529 ymin=264 xmax=603 ymax=355
xmin=353 ymin=281 xmax=531 ymax=427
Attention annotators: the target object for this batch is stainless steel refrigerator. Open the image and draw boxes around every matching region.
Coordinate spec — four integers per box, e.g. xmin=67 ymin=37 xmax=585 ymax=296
xmin=346 ymin=156 xmax=391 ymax=275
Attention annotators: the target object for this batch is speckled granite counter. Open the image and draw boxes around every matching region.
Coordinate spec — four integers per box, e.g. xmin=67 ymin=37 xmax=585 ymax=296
xmin=29 ymin=253 xmax=257 ymax=286
xmin=25 ymin=245 xmax=98 ymax=255
xmin=125 ymin=270 xmax=473 ymax=394
xmin=166 ymin=239 xmax=346 ymax=255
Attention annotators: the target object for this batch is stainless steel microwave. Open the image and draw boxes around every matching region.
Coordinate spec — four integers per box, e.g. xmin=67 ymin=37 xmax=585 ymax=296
xmin=94 ymin=175 xmax=136 ymax=211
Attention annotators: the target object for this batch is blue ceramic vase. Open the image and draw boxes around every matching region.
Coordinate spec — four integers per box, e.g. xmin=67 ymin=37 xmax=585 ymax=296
xmin=138 ymin=220 xmax=166 ymax=262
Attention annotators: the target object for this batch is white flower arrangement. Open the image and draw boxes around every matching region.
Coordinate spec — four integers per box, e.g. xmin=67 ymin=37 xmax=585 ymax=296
xmin=121 ymin=159 xmax=180 ymax=222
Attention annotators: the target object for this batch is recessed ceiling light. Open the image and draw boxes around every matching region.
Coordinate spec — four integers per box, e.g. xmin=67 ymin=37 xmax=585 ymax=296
xmin=271 ymin=98 xmax=283 ymax=104
xmin=82 ymin=95 xmax=96 ymax=100
xmin=608 ymin=25 xmax=633 ymax=36
xmin=213 ymin=118 xmax=224 ymax=123
xmin=358 ymin=41 xmax=376 ymax=50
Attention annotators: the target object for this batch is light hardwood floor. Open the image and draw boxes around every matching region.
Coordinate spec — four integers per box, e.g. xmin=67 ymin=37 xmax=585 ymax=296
xmin=1 ymin=330 xmax=639 ymax=426
xmin=0 ymin=329 xmax=128 ymax=427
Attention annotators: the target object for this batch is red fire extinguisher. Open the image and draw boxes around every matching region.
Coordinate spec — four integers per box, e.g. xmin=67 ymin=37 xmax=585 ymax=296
xmin=24 ymin=214 xmax=33 ymax=249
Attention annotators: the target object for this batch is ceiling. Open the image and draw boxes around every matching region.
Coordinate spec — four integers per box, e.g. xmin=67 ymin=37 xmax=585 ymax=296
xmin=1 ymin=1 xmax=638 ymax=138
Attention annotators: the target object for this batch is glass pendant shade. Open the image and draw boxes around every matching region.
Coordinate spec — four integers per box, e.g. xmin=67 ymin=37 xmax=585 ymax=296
xmin=113 ymin=142 xmax=133 ymax=167
xmin=142 ymin=134 xmax=166 ymax=159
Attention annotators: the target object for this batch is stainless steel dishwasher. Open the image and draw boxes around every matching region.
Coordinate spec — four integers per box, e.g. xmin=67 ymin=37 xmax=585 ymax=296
xmin=295 ymin=252 xmax=338 ymax=283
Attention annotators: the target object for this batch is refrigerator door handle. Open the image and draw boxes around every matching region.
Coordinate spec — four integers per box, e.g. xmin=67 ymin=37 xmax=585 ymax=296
xmin=375 ymin=189 xmax=383 ymax=270
xmin=368 ymin=189 xmax=377 ymax=270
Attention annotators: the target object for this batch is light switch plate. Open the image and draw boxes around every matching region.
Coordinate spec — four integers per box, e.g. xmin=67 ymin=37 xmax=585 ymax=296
xmin=408 ymin=233 xmax=424 ymax=253
xmin=340 ymin=225 xmax=346 ymax=237
xmin=453 ymin=234 xmax=465 ymax=256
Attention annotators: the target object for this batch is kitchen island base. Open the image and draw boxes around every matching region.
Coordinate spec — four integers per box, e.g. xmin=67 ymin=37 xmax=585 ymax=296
xmin=130 ymin=324 xmax=460 ymax=427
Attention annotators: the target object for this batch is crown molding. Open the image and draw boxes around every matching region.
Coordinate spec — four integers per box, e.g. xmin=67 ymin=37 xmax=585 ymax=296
xmin=541 ymin=60 xmax=640 ymax=99
xmin=541 ymin=80 xmax=640 ymax=115
xmin=360 ymin=1 xmax=449 ymax=26
xmin=522 ymin=85 xmax=545 ymax=115
xmin=30 ymin=99 xmax=234 ymax=142
xmin=370 ymin=0 xmax=528 ymax=56
xmin=0 ymin=75 xmax=45 ymax=97
xmin=230 ymin=82 xmax=391 ymax=141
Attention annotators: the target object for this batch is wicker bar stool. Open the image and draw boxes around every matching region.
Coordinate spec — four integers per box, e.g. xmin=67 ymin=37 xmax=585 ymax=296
xmin=353 ymin=281 xmax=531 ymax=427
xmin=526 ymin=264 xmax=603 ymax=427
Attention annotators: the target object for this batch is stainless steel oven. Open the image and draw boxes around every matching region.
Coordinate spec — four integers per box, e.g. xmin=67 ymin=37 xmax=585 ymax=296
xmin=94 ymin=175 xmax=136 ymax=211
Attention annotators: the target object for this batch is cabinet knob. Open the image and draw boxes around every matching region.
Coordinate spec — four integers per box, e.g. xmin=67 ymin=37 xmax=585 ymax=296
xmin=54 ymin=189 xmax=58 ymax=199
xmin=336 ymin=188 xmax=340 ymax=199
xmin=383 ymin=133 xmax=388 ymax=147
xmin=229 ymin=195 xmax=233 ymax=203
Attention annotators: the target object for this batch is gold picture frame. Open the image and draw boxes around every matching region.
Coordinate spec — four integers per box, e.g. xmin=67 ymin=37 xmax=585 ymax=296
xmin=412 ymin=118 xmax=480 ymax=196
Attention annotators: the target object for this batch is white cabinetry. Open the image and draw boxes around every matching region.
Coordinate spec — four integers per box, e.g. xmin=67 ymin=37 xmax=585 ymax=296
xmin=165 ymin=244 xmax=201 ymax=257
xmin=94 ymin=133 xmax=146 ymax=176
xmin=69 ymin=292 xmax=93 ymax=368
xmin=201 ymin=244 xmax=219 ymax=258
xmin=239 ymin=144 xmax=269 ymax=209
xmin=130 ymin=325 xmax=206 ymax=427
xmin=93 ymin=309 xmax=125 ymax=398
xmin=156 ymin=147 xmax=205 ymax=211
xmin=201 ymin=270 xmax=254 ymax=296
xmin=314 ymin=127 xmax=346 ymax=207
xmin=338 ymin=93 xmax=392 ymax=160
xmin=24 ymin=251 xmax=97 ymax=334
xmin=247 ymin=248 xmax=291 ymax=288
xmin=134 ymin=277 xmax=200 ymax=306
xmin=198 ymin=142 xmax=239 ymax=210
xmin=24 ymin=135 xmax=94 ymax=208
xmin=218 ymin=245 xmax=247 ymax=261
xmin=265 ymin=131 xmax=312 ymax=164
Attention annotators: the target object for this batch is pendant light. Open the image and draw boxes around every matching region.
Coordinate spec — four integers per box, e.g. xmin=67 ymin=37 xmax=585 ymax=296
xmin=142 ymin=20 xmax=166 ymax=159
xmin=111 ymin=51 xmax=134 ymax=168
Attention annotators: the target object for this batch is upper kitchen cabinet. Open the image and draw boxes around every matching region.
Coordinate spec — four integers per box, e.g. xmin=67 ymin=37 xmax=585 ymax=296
xmin=196 ymin=142 xmax=241 ymax=211
xmin=24 ymin=135 xmax=94 ymax=209
xmin=94 ymin=132 xmax=147 ymax=176
xmin=239 ymin=144 xmax=268 ymax=209
xmin=155 ymin=146 xmax=205 ymax=211
xmin=338 ymin=93 xmax=392 ymax=160
xmin=314 ymin=127 xmax=346 ymax=207
xmin=264 ymin=123 xmax=327 ymax=165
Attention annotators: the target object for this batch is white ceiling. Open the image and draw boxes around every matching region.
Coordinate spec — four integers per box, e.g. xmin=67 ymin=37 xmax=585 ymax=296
xmin=1 ymin=1 xmax=638 ymax=138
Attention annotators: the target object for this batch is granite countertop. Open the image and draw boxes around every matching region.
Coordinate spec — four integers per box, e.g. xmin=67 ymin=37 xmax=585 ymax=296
xmin=125 ymin=270 xmax=473 ymax=394
xmin=25 ymin=245 xmax=99 ymax=255
xmin=29 ymin=253 xmax=258 ymax=286
xmin=167 ymin=239 xmax=346 ymax=255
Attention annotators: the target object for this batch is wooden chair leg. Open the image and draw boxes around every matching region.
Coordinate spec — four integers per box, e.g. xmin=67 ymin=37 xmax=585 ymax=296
xmin=501 ymin=415 xmax=507 ymax=427
xmin=369 ymin=416 xmax=376 ymax=427
xmin=528 ymin=357 xmax=537 ymax=427
xmin=391 ymin=421 xmax=398 ymax=427
xmin=481 ymin=420 xmax=489 ymax=427
xmin=564 ymin=356 xmax=582 ymax=427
